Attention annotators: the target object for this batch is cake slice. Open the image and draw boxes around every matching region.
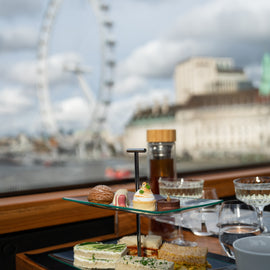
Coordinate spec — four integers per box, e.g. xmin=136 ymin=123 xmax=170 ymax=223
xmin=115 ymin=255 xmax=174 ymax=270
xmin=158 ymin=242 xmax=210 ymax=270
xmin=73 ymin=242 xmax=128 ymax=269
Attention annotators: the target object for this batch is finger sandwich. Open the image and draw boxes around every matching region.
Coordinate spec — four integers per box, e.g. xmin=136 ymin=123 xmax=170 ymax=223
xmin=73 ymin=242 xmax=128 ymax=269
xmin=118 ymin=234 xmax=162 ymax=258
xmin=115 ymin=255 xmax=174 ymax=270
xmin=158 ymin=242 xmax=210 ymax=270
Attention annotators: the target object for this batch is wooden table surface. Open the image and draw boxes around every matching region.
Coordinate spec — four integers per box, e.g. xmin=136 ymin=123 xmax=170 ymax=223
xmin=16 ymin=229 xmax=227 ymax=270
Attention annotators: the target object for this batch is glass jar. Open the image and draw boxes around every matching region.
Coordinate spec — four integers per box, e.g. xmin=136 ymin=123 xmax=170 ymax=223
xmin=147 ymin=129 xmax=178 ymax=242
xmin=147 ymin=129 xmax=177 ymax=194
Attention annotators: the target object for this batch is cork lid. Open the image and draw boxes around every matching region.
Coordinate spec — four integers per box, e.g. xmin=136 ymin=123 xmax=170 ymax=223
xmin=147 ymin=129 xmax=176 ymax=142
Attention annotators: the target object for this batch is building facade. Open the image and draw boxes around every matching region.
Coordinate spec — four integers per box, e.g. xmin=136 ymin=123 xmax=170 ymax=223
xmin=174 ymin=57 xmax=253 ymax=104
xmin=123 ymin=57 xmax=270 ymax=160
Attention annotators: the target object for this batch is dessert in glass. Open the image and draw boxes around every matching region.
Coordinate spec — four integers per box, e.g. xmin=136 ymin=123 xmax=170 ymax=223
xmin=159 ymin=178 xmax=204 ymax=201
xmin=234 ymin=176 xmax=270 ymax=233
xmin=156 ymin=177 xmax=204 ymax=246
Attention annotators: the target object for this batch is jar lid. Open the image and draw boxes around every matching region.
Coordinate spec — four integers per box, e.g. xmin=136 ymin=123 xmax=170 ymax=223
xmin=147 ymin=129 xmax=176 ymax=142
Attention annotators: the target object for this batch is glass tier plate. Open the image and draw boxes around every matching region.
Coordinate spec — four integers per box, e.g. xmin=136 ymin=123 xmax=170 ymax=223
xmin=63 ymin=192 xmax=223 ymax=216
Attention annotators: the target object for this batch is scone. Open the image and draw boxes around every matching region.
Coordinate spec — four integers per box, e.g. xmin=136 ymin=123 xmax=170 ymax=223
xmin=87 ymin=185 xmax=114 ymax=204
xmin=133 ymin=182 xmax=156 ymax=211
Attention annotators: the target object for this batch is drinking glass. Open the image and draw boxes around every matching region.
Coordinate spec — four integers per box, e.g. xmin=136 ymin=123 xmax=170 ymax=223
xmin=234 ymin=176 xmax=270 ymax=233
xmin=158 ymin=177 xmax=204 ymax=201
xmin=156 ymin=177 xmax=204 ymax=246
xmin=218 ymin=200 xmax=260 ymax=259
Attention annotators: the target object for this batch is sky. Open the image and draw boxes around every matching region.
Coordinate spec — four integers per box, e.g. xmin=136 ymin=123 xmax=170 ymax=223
xmin=0 ymin=0 xmax=270 ymax=138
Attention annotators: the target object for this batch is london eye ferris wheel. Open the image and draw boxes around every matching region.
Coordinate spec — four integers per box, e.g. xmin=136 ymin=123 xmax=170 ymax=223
xmin=37 ymin=0 xmax=115 ymax=157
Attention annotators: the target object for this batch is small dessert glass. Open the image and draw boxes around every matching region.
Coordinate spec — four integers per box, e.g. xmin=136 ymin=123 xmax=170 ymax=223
xmin=153 ymin=177 xmax=204 ymax=246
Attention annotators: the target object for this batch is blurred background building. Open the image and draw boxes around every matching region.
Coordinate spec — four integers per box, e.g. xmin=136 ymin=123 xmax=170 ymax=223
xmin=123 ymin=57 xmax=270 ymax=161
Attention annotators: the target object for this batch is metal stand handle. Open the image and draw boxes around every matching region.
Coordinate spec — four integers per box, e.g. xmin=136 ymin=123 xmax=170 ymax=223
xmin=126 ymin=148 xmax=146 ymax=257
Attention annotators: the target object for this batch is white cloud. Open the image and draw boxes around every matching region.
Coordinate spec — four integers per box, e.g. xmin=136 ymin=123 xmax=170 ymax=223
xmin=5 ymin=52 xmax=81 ymax=87
xmin=0 ymin=88 xmax=33 ymax=115
xmin=7 ymin=59 xmax=38 ymax=86
xmin=44 ymin=53 xmax=83 ymax=85
xmin=169 ymin=0 xmax=270 ymax=40
xmin=108 ymin=87 xmax=173 ymax=134
xmin=0 ymin=0 xmax=41 ymax=18
xmin=117 ymin=39 xmax=198 ymax=79
xmin=54 ymin=96 xmax=90 ymax=128
xmin=0 ymin=25 xmax=37 ymax=51
xmin=114 ymin=75 xmax=147 ymax=95
xmin=117 ymin=0 xmax=270 ymax=82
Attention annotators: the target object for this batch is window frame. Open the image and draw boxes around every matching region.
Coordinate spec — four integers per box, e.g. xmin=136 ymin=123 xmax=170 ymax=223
xmin=1 ymin=162 xmax=270 ymax=235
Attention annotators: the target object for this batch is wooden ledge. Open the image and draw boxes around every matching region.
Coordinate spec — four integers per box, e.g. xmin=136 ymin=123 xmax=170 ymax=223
xmin=0 ymin=182 xmax=135 ymax=235
xmin=1 ymin=164 xmax=270 ymax=235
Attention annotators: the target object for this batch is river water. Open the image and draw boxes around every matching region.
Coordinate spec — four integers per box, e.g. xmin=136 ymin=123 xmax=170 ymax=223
xmin=0 ymin=156 xmax=148 ymax=195
xmin=0 ymin=154 xmax=258 ymax=196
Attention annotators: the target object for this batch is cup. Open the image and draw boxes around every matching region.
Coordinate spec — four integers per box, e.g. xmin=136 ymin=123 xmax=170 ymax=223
xmin=218 ymin=200 xmax=260 ymax=258
xmin=233 ymin=236 xmax=270 ymax=270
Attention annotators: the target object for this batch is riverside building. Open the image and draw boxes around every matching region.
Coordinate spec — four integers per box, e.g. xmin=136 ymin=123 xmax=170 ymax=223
xmin=123 ymin=57 xmax=270 ymax=161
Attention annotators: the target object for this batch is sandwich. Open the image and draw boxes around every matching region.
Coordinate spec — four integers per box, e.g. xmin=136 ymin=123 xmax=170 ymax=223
xmin=74 ymin=255 xmax=114 ymax=269
xmin=117 ymin=234 xmax=162 ymax=258
xmin=115 ymin=255 xmax=174 ymax=270
xmin=144 ymin=235 xmax=163 ymax=257
xmin=73 ymin=242 xmax=128 ymax=269
xmin=158 ymin=242 xmax=211 ymax=270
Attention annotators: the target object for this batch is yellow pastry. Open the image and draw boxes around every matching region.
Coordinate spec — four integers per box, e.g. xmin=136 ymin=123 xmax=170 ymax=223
xmin=133 ymin=182 xmax=156 ymax=211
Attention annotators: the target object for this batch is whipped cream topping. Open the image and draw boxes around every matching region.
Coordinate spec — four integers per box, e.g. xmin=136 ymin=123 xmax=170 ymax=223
xmin=133 ymin=182 xmax=155 ymax=202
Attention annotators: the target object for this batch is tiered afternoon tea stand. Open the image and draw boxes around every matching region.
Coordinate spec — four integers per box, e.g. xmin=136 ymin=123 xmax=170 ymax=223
xmin=64 ymin=148 xmax=222 ymax=256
